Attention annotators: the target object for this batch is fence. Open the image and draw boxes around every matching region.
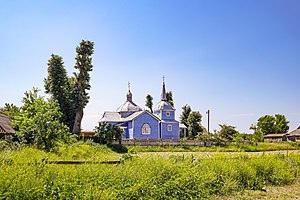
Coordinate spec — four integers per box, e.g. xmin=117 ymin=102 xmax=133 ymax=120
xmin=113 ymin=139 xmax=218 ymax=147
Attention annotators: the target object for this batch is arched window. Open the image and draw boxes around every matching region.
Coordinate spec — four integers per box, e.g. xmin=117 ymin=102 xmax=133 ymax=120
xmin=142 ymin=124 xmax=151 ymax=135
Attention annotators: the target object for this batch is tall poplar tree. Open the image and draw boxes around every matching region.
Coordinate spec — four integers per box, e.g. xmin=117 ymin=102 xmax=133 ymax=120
xmin=72 ymin=40 xmax=94 ymax=134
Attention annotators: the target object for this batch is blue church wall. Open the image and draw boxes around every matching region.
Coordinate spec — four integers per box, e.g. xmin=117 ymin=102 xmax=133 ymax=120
xmin=154 ymin=110 xmax=161 ymax=117
xmin=161 ymin=111 xmax=175 ymax=120
xmin=161 ymin=123 xmax=179 ymax=139
xmin=128 ymin=121 xmax=133 ymax=139
xmin=133 ymin=112 xmax=159 ymax=139
xmin=122 ymin=127 xmax=129 ymax=138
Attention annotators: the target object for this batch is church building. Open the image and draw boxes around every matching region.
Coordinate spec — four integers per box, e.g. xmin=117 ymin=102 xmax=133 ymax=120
xmin=99 ymin=80 xmax=179 ymax=140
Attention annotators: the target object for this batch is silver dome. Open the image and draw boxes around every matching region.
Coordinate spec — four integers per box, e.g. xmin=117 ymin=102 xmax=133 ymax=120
xmin=154 ymin=100 xmax=175 ymax=112
xmin=116 ymin=101 xmax=142 ymax=113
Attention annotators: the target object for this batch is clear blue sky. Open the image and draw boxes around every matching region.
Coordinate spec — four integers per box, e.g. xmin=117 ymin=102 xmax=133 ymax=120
xmin=1 ymin=0 xmax=299 ymax=133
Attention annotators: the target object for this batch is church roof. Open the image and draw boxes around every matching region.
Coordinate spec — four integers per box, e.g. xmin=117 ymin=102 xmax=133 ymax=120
xmin=116 ymin=84 xmax=142 ymax=113
xmin=116 ymin=101 xmax=142 ymax=113
xmin=154 ymin=79 xmax=175 ymax=112
xmin=100 ymin=110 xmax=159 ymax=123
xmin=100 ymin=112 xmax=121 ymax=122
xmin=154 ymin=100 xmax=175 ymax=112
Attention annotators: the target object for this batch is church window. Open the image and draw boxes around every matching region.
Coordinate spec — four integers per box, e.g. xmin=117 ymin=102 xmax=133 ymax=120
xmin=167 ymin=124 xmax=172 ymax=132
xmin=142 ymin=124 xmax=151 ymax=135
xmin=166 ymin=112 xmax=171 ymax=116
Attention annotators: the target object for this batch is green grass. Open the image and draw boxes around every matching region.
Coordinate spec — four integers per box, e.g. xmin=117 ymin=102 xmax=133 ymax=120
xmin=1 ymin=142 xmax=300 ymax=199
xmin=127 ymin=142 xmax=300 ymax=153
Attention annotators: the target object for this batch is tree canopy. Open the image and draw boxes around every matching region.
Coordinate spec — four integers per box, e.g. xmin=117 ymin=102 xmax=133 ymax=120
xmin=94 ymin=122 xmax=124 ymax=145
xmin=257 ymin=114 xmax=289 ymax=135
xmin=145 ymin=94 xmax=153 ymax=113
xmin=187 ymin=111 xmax=203 ymax=138
xmin=44 ymin=40 xmax=94 ymax=134
xmin=44 ymin=54 xmax=75 ymax=131
xmin=0 ymin=103 xmax=20 ymax=119
xmin=13 ymin=88 xmax=72 ymax=151
xmin=218 ymin=124 xmax=238 ymax=141
xmin=166 ymin=91 xmax=174 ymax=106
xmin=72 ymin=40 xmax=94 ymax=134
xmin=180 ymin=104 xmax=191 ymax=128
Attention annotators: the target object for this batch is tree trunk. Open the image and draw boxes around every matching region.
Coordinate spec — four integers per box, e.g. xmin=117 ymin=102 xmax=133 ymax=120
xmin=72 ymin=108 xmax=83 ymax=134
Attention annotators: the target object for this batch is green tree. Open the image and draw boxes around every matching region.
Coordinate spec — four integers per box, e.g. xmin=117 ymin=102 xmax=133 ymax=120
xmin=94 ymin=122 xmax=124 ymax=145
xmin=256 ymin=114 xmax=289 ymax=135
xmin=218 ymin=124 xmax=238 ymax=141
xmin=145 ymin=94 xmax=153 ymax=113
xmin=253 ymin=130 xmax=264 ymax=142
xmin=187 ymin=111 xmax=203 ymax=138
xmin=180 ymin=104 xmax=191 ymax=127
xmin=257 ymin=115 xmax=276 ymax=135
xmin=44 ymin=54 xmax=75 ymax=131
xmin=275 ymin=114 xmax=289 ymax=133
xmin=13 ymin=88 xmax=72 ymax=151
xmin=0 ymin=103 xmax=20 ymax=119
xmin=72 ymin=40 xmax=94 ymax=134
xmin=166 ymin=91 xmax=174 ymax=106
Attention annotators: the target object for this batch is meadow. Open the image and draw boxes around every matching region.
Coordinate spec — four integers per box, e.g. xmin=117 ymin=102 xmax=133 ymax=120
xmin=1 ymin=142 xmax=300 ymax=199
xmin=127 ymin=141 xmax=300 ymax=153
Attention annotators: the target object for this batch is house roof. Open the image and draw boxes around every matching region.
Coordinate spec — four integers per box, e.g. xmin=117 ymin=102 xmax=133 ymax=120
xmin=0 ymin=112 xmax=15 ymax=134
xmin=288 ymin=128 xmax=300 ymax=136
xmin=264 ymin=133 xmax=288 ymax=138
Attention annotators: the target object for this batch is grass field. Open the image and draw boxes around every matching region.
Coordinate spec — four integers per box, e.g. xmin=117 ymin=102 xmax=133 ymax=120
xmin=1 ymin=142 xmax=300 ymax=199
xmin=127 ymin=142 xmax=300 ymax=153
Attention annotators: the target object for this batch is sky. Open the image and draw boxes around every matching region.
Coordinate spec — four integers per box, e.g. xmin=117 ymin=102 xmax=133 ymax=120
xmin=0 ymin=0 xmax=299 ymax=133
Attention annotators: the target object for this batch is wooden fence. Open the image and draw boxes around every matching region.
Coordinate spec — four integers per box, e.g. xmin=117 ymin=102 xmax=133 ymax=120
xmin=113 ymin=139 xmax=218 ymax=147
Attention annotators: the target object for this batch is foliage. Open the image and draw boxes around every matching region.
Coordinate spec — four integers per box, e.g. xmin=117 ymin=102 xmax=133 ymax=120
xmin=44 ymin=54 xmax=75 ymax=131
xmin=94 ymin=122 xmax=124 ymax=145
xmin=253 ymin=130 xmax=264 ymax=142
xmin=145 ymin=94 xmax=153 ymax=113
xmin=180 ymin=104 xmax=191 ymax=127
xmin=72 ymin=40 xmax=95 ymax=134
xmin=1 ymin=144 xmax=300 ymax=199
xmin=12 ymin=88 xmax=72 ymax=151
xmin=0 ymin=103 xmax=20 ymax=119
xmin=274 ymin=114 xmax=289 ymax=133
xmin=257 ymin=114 xmax=289 ymax=135
xmin=218 ymin=124 xmax=238 ymax=141
xmin=44 ymin=40 xmax=94 ymax=134
xmin=166 ymin=91 xmax=174 ymax=106
xmin=127 ymin=142 xmax=300 ymax=153
xmin=187 ymin=111 xmax=203 ymax=138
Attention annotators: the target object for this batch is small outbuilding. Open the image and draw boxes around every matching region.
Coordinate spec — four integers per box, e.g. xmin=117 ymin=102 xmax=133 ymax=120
xmin=0 ymin=112 xmax=15 ymax=138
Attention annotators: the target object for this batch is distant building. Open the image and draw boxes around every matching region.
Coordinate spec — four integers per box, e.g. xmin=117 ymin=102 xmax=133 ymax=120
xmin=0 ymin=112 xmax=15 ymax=138
xmin=264 ymin=127 xmax=300 ymax=142
xmin=264 ymin=133 xmax=289 ymax=142
xmin=100 ymin=80 xmax=180 ymax=140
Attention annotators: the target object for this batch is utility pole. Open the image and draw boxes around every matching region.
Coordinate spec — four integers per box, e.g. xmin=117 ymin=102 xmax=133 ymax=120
xmin=206 ymin=110 xmax=210 ymax=134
